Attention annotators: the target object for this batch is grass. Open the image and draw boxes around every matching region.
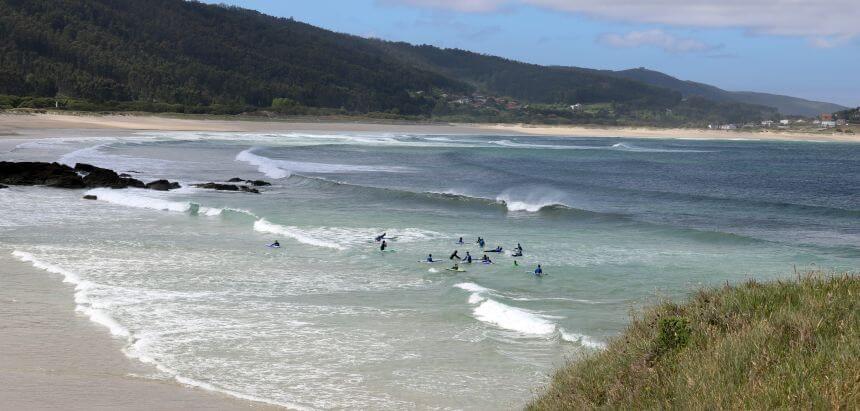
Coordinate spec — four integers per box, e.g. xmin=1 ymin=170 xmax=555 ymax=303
xmin=528 ymin=272 xmax=860 ymax=410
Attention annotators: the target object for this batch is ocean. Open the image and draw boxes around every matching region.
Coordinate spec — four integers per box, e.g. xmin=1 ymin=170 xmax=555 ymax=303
xmin=2 ymin=131 xmax=858 ymax=409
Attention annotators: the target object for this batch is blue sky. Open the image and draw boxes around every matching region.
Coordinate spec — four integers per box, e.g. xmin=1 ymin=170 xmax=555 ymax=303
xmin=204 ymin=0 xmax=859 ymax=107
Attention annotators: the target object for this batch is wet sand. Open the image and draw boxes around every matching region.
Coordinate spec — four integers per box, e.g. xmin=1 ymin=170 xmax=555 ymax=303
xmin=0 ymin=252 xmax=279 ymax=410
xmin=1 ymin=112 xmax=857 ymax=142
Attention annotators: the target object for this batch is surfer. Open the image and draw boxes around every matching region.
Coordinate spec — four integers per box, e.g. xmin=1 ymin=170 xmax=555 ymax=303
xmin=513 ymin=260 xmax=519 ymax=267
xmin=512 ymin=246 xmax=523 ymax=257
xmin=426 ymin=254 xmax=435 ymax=263
xmin=534 ymin=264 xmax=543 ymax=276
xmin=450 ymin=250 xmax=461 ymax=260
xmin=380 ymin=240 xmax=387 ymax=251
xmin=464 ymin=252 xmax=472 ymax=264
xmin=516 ymin=243 xmax=523 ymax=252
xmin=374 ymin=232 xmax=386 ymax=242
xmin=476 ymin=237 xmax=485 ymax=248
xmin=457 ymin=237 xmax=464 ymax=245
xmin=486 ymin=246 xmax=503 ymax=253
xmin=481 ymin=254 xmax=493 ymax=264
xmin=269 ymin=240 xmax=280 ymax=248
xmin=450 ymin=262 xmax=460 ymax=271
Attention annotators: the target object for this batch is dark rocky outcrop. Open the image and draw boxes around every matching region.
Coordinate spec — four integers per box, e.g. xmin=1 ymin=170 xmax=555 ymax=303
xmin=0 ymin=161 xmax=86 ymax=188
xmin=82 ymin=194 xmax=97 ymax=200
xmin=0 ymin=184 xmax=8 ymax=189
xmin=145 ymin=179 xmax=181 ymax=191
xmin=193 ymin=182 xmax=240 ymax=191
xmin=193 ymin=182 xmax=260 ymax=194
xmin=227 ymin=177 xmax=270 ymax=186
xmin=75 ymin=163 xmax=145 ymax=189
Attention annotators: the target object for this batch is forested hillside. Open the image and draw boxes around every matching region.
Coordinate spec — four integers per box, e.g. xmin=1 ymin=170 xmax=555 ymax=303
xmin=0 ymin=0 xmax=793 ymax=125
xmin=608 ymin=68 xmax=846 ymax=116
xmin=0 ymin=0 xmax=469 ymax=113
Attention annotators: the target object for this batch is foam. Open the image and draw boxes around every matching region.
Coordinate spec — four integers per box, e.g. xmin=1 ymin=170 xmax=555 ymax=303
xmin=490 ymin=139 xmax=603 ymax=150
xmin=253 ymin=219 xmax=346 ymax=250
xmin=455 ymin=282 xmax=557 ymax=336
xmin=559 ymin=328 xmax=607 ymax=349
xmin=11 ymin=251 xmax=130 ymax=338
xmin=85 ymin=188 xmax=194 ymax=213
xmin=610 ymin=142 xmax=709 ymax=153
xmin=235 ymin=148 xmax=411 ymax=179
xmin=12 ymin=250 xmax=309 ymax=409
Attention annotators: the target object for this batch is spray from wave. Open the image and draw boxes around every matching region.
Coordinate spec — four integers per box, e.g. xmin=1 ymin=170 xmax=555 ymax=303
xmin=454 ymin=282 xmax=556 ymax=335
xmin=495 ymin=186 xmax=570 ymax=212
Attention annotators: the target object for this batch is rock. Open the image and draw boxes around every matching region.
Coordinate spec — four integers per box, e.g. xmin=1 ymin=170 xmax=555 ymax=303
xmin=248 ymin=180 xmax=271 ymax=186
xmin=227 ymin=177 xmax=244 ymax=182
xmin=82 ymin=195 xmax=97 ymax=200
xmin=0 ymin=161 xmax=85 ymax=187
xmin=77 ymin=164 xmax=145 ymax=189
xmin=119 ymin=173 xmax=131 ymax=178
xmin=74 ymin=163 xmax=99 ymax=173
xmin=193 ymin=182 xmax=240 ymax=191
xmin=145 ymin=179 xmax=181 ymax=191
xmin=0 ymin=184 xmax=8 ymax=189
xmin=240 ymin=186 xmax=260 ymax=194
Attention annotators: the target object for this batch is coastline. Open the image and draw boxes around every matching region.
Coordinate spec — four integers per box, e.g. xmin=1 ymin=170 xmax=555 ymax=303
xmin=0 ymin=251 xmax=279 ymax=410
xmin=1 ymin=112 xmax=857 ymax=142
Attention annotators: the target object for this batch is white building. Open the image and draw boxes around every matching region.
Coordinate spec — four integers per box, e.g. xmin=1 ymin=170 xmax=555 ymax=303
xmin=779 ymin=119 xmax=790 ymax=125
xmin=821 ymin=120 xmax=836 ymax=128
xmin=761 ymin=120 xmax=774 ymax=127
xmin=719 ymin=124 xmax=737 ymax=130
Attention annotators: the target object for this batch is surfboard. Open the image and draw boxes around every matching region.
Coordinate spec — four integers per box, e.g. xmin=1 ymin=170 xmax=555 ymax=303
xmin=267 ymin=244 xmax=281 ymax=248
xmin=445 ymin=268 xmax=467 ymax=272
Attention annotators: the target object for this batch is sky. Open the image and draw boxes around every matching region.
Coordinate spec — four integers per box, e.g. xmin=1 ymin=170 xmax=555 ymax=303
xmin=203 ymin=0 xmax=860 ymax=107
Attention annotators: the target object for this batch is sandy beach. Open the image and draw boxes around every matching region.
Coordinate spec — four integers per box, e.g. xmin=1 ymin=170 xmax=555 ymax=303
xmin=1 ymin=112 xmax=857 ymax=142
xmin=0 ymin=252 xmax=278 ymax=410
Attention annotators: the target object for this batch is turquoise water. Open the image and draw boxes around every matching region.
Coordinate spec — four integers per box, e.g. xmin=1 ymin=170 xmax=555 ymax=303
xmin=2 ymin=132 xmax=857 ymax=409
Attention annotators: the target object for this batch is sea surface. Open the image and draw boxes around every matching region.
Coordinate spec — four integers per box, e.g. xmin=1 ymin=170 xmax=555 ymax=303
xmin=2 ymin=131 xmax=858 ymax=409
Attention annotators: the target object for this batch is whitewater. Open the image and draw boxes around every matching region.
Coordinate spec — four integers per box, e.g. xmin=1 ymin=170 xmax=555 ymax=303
xmin=1 ymin=131 xmax=857 ymax=409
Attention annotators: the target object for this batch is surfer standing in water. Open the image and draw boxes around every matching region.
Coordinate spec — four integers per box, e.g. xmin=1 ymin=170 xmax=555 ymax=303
xmin=534 ymin=264 xmax=543 ymax=276
xmin=380 ymin=240 xmax=387 ymax=251
xmin=450 ymin=250 xmax=461 ymax=260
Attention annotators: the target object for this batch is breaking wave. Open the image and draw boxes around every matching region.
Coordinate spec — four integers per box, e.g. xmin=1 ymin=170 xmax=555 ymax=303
xmin=235 ymin=148 xmax=412 ymax=179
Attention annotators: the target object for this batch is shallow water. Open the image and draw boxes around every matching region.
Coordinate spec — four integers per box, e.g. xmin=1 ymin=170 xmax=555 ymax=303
xmin=2 ymin=132 xmax=857 ymax=409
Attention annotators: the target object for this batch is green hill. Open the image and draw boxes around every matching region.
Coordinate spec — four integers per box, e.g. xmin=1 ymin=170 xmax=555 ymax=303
xmin=0 ymin=0 xmax=800 ymax=124
xmin=529 ymin=272 xmax=859 ymax=409
xmin=609 ymin=68 xmax=847 ymax=117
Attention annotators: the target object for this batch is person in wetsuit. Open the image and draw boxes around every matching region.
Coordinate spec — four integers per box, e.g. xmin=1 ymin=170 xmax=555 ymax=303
xmin=450 ymin=250 xmax=461 ymax=260
xmin=380 ymin=240 xmax=387 ymax=251
xmin=464 ymin=252 xmax=472 ymax=264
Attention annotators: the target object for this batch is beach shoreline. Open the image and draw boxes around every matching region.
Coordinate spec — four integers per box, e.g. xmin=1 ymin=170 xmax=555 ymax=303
xmin=1 ymin=112 xmax=857 ymax=142
xmin=0 ymin=250 xmax=280 ymax=410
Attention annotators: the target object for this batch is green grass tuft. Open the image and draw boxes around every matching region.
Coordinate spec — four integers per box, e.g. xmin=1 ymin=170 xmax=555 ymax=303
xmin=528 ymin=272 xmax=860 ymax=410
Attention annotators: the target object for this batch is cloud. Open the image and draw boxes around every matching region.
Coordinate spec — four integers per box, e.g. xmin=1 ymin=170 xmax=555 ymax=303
xmin=598 ymin=30 xmax=718 ymax=53
xmin=381 ymin=0 xmax=860 ymax=41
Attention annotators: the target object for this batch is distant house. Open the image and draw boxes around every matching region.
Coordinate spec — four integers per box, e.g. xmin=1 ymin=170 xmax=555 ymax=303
xmin=719 ymin=124 xmax=737 ymax=130
xmin=821 ymin=120 xmax=836 ymax=128
xmin=820 ymin=113 xmax=833 ymax=121
xmin=813 ymin=119 xmax=821 ymax=125
xmin=570 ymin=103 xmax=583 ymax=112
xmin=779 ymin=119 xmax=790 ymax=125
xmin=836 ymin=119 xmax=847 ymax=126
xmin=761 ymin=120 xmax=774 ymax=127
xmin=794 ymin=119 xmax=806 ymax=124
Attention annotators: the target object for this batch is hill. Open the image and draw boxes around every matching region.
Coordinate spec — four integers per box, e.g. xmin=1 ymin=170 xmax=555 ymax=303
xmin=0 ymin=0 xmax=469 ymax=114
xmin=529 ymin=272 xmax=859 ymax=409
xmin=0 ymin=0 xmax=783 ymax=124
xmin=609 ymin=68 xmax=847 ymax=117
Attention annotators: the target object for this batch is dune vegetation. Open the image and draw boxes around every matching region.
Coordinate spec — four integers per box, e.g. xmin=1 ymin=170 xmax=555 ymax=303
xmin=529 ymin=271 xmax=859 ymax=410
